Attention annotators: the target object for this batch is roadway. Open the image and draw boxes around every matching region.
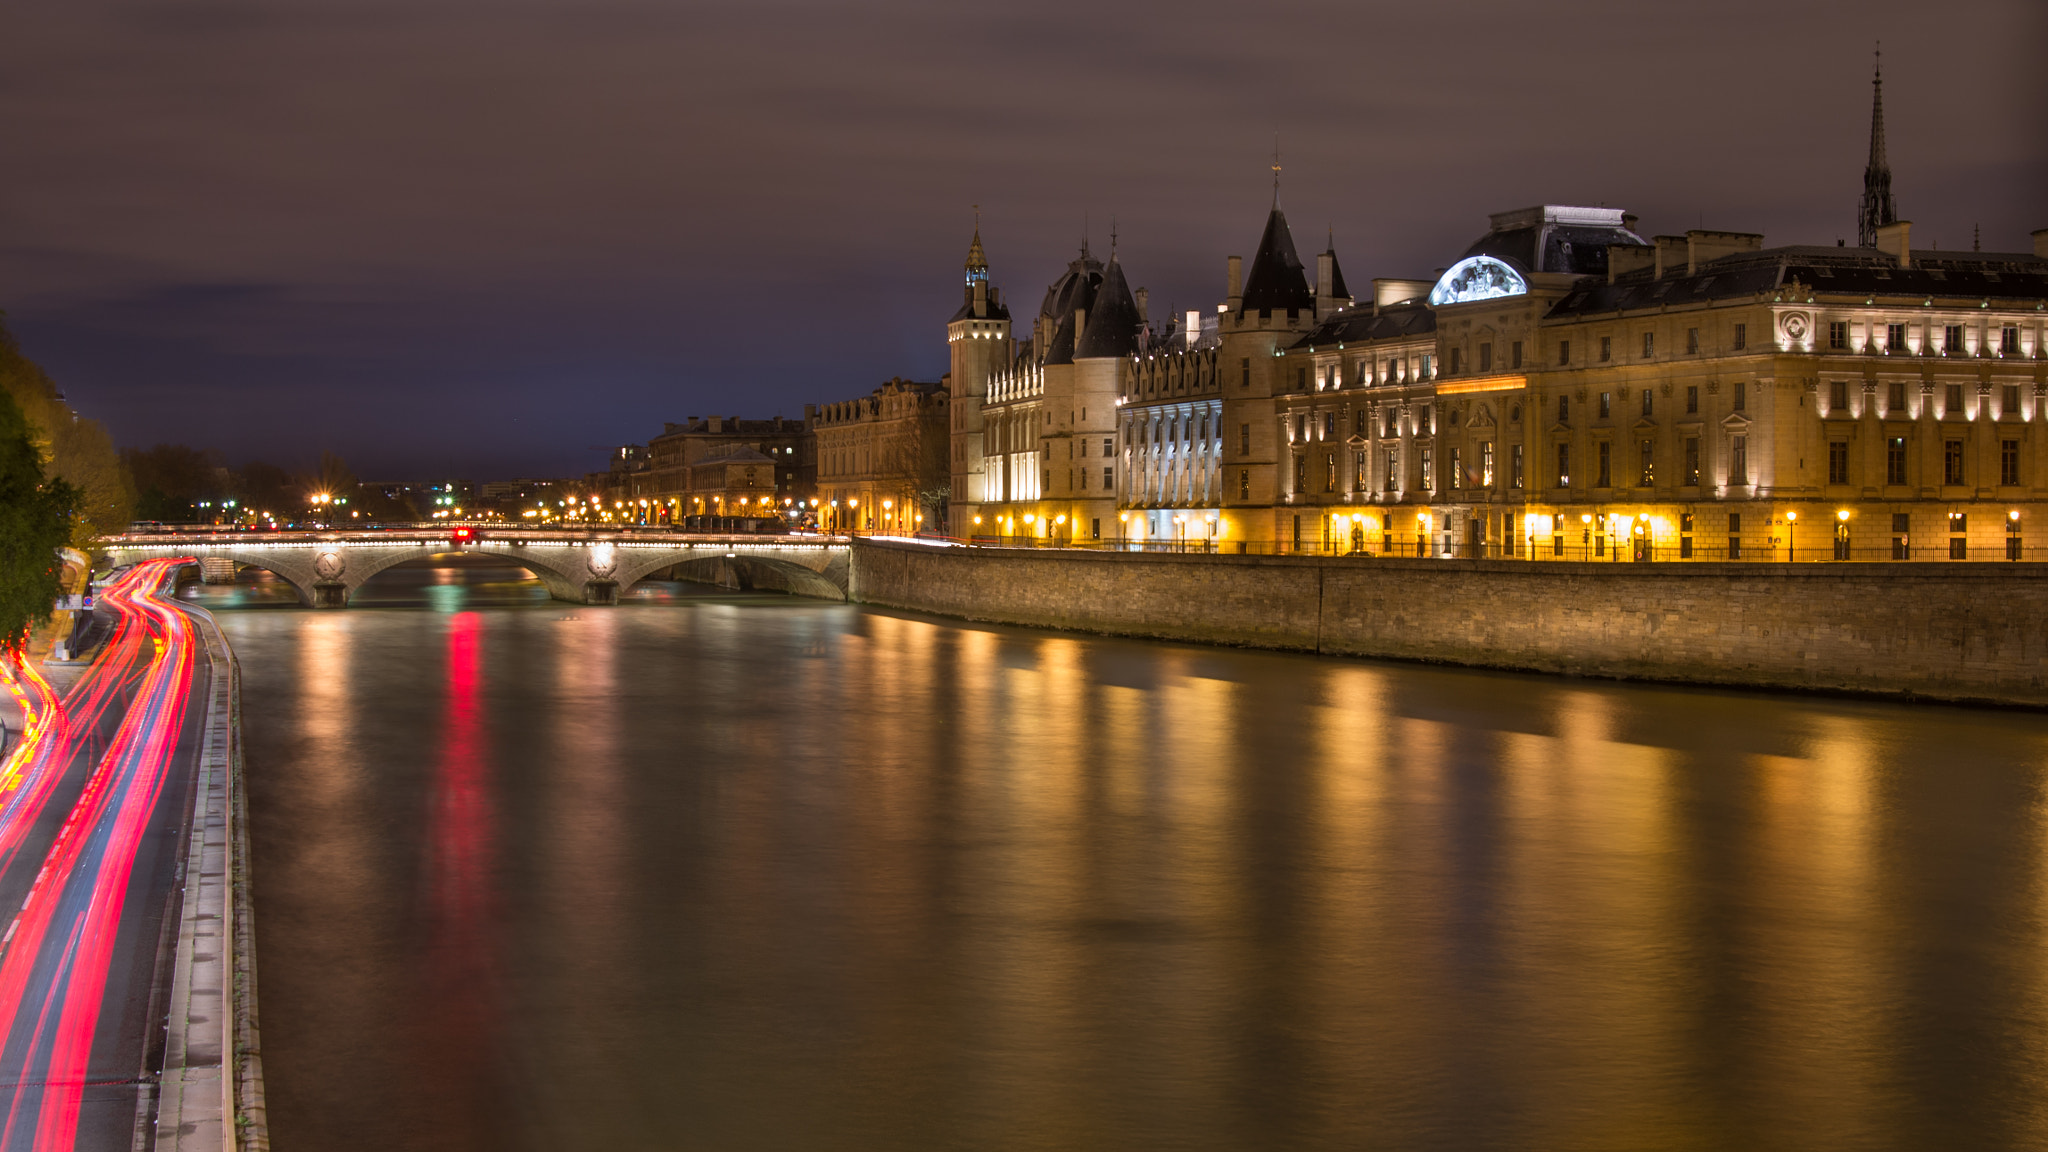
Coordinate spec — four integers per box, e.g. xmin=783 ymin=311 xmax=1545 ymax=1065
xmin=0 ymin=559 xmax=211 ymax=1150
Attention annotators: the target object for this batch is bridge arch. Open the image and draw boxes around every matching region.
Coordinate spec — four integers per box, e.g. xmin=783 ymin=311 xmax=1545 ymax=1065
xmin=102 ymin=532 xmax=850 ymax=607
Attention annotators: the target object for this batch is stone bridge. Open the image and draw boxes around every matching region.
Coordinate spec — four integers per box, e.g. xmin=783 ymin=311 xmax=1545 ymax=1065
xmin=102 ymin=529 xmax=851 ymax=607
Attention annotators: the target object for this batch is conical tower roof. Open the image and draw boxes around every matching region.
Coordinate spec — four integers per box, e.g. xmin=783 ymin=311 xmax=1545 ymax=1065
xmin=1325 ymin=236 xmax=1351 ymax=300
xmin=1241 ymin=207 xmax=1314 ymax=315
xmin=1076 ymin=255 xmax=1142 ymax=360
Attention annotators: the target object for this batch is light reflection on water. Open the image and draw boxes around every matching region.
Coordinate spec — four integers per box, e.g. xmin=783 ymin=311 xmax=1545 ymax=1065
xmin=215 ymin=569 xmax=2048 ymax=1151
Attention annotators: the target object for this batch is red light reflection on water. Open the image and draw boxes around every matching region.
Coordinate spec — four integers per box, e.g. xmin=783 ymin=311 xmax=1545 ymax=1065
xmin=423 ymin=611 xmax=499 ymax=1133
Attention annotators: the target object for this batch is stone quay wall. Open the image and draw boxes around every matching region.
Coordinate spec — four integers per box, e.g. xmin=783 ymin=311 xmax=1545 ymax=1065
xmin=848 ymin=540 xmax=2048 ymax=707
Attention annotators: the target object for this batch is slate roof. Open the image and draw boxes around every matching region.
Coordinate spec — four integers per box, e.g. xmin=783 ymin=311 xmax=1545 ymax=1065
xmin=1325 ymin=247 xmax=1351 ymax=300
xmin=1548 ymin=245 xmax=2048 ymax=317
xmin=949 ymin=296 xmax=1013 ymax=323
xmin=1241 ymin=208 xmax=1314 ymax=316
xmin=1290 ymin=301 xmax=1437 ymax=349
xmin=1039 ymin=248 xmax=1103 ymax=323
xmin=1076 ymin=257 xmax=1143 ymax=360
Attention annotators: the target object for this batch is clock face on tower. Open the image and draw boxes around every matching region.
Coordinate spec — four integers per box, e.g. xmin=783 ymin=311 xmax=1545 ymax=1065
xmin=1428 ymin=256 xmax=1529 ymax=306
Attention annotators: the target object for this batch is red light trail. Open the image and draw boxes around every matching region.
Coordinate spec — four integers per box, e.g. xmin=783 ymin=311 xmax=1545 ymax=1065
xmin=0 ymin=559 xmax=201 ymax=1150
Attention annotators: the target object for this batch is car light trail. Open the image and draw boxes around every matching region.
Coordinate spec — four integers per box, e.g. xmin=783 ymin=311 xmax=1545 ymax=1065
xmin=0 ymin=559 xmax=200 ymax=1150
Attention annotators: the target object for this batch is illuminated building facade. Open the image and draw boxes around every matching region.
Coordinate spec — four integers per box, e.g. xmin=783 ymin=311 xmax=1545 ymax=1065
xmin=950 ymin=234 xmax=1139 ymax=543
xmin=815 ymin=377 xmax=949 ymax=534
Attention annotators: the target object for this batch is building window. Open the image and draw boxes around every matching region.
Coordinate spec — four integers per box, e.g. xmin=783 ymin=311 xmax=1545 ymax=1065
xmin=1642 ymin=332 xmax=1655 ymax=358
xmin=1946 ymin=383 xmax=1965 ymax=415
xmin=2002 ymin=440 xmax=2020 ymax=486
xmin=1599 ymin=336 xmax=1612 ymax=362
xmin=1888 ymin=378 xmax=1907 ymax=413
xmin=1480 ymin=441 xmax=1495 ymax=487
xmin=1294 ymin=454 xmax=1306 ymax=494
xmin=1686 ymin=385 xmax=1699 ymax=414
xmin=1325 ymin=453 xmax=1337 ymax=492
xmin=1597 ymin=440 xmax=1612 ymax=487
xmin=1385 ymin=450 xmax=1399 ymax=491
xmin=1945 ymin=324 xmax=1965 ymax=355
xmin=1239 ymin=423 xmax=1250 ymax=455
xmin=1886 ymin=436 xmax=1908 ymax=484
xmin=1354 ymin=451 xmax=1366 ymax=489
xmin=1683 ymin=437 xmax=1700 ymax=485
xmin=1944 ymin=439 xmax=1964 ymax=485
xmin=1384 ymin=410 xmax=1397 ymax=438
xmin=1730 ymin=435 xmax=1748 ymax=484
xmin=1556 ymin=443 xmax=1571 ymax=487
xmin=1420 ymin=354 xmax=1434 ymax=377
xmin=1297 ymin=367 xmax=1308 ymax=390
xmin=1829 ymin=321 xmax=1849 ymax=350
xmin=1511 ymin=444 xmax=1524 ymax=489
xmin=1421 ymin=405 xmax=1434 ymax=435
xmin=1638 ymin=438 xmax=1654 ymax=486
xmin=1599 ymin=391 xmax=1611 ymax=419
xmin=1511 ymin=341 xmax=1523 ymax=369
xmin=1449 ymin=348 xmax=1463 ymax=374
xmin=1103 ymin=466 xmax=1113 ymax=489
xmin=1558 ymin=395 xmax=1570 ymax=424
xmin=1558 ymin=340 xmax=1570 ymax=366
xmin=1239 ymin=469 xmax=1250 ymax=500
xmin=1447 ymin=447 xmax=1461 ymax=489
xmin=1354 ymin=410 xmax=1367 ymax=437
xmin=1733 ymin=382 xmax=1746 ymax=412
xmin=1886 ymin=323 xmax=1907 ymax=352
xmin=1641 ymin=389 xmax=1654 ymax=418
xmin=1828 ymin=441 xmax=1849 ymax=484
xmin=2003 ymin=326 xmax=2022 ymax=355
xmin=1830 ymin=379 xmax=1848 ymax=411
xmin=1420 ymin=447 xmax=1434 ymax=490
xmin=1479 ymin=343 xmax=1493 ymax=372
xmin=1893 ymin=512 xmax=1911 ymax=559
xmin=2003 ymin=385 xmax=2020 ymax=417
xmin=1323 ymin=412 xmax=1336 ymax=440
xmin=1950 ymin=513 xmax=1969 ymax=559
xmin=1684 ymin=327 xmax=1699 ymax=354
xmin=1732 ymin=323 xmax=1747 ymax=351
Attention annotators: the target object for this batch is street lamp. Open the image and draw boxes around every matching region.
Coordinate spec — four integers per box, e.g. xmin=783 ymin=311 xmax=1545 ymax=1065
xmin=1786 ymin=509 xmax=1798 ymax=562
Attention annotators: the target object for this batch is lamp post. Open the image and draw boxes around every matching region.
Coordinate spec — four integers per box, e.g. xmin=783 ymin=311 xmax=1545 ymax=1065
xmin=1786 ymin=509 xmax=1798 ymax=563
xmin=1118 ymin=511 xmax=1128 ymax=550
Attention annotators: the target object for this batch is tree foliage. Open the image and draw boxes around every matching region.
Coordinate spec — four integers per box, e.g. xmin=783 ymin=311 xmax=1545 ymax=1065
xmin=0 ymin=389 xmax=77 ymax=652
xmin=0 ymin=313 xmax=132 ymax=544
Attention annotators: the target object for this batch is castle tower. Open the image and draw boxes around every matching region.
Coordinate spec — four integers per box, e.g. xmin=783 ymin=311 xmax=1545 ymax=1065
xmin=1857 ymin=48 xmax=1898 ymax=249
xmin=946 ymin=219 xmax=1011 ymax=535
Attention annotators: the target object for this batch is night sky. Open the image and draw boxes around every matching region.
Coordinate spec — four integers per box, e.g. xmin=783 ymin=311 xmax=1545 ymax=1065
xmin=5 ymin=0 xmax=2043 ymax=481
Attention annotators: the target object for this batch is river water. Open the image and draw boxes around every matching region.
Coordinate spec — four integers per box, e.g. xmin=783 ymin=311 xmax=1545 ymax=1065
xmin=197 ymin=561 xmax=2048 ymax=1151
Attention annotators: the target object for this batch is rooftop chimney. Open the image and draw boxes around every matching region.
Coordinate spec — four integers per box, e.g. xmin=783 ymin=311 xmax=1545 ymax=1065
xmin=1607 ymin=243 xmax=1654 ymax=283
xmin=1652 ymin=236 xmax=1687 ymax=279
xmin=1875 ymin=220 xmax=1912 ymax=268
xmin=1685 ymin=229 xmax=1765 ymax=274
xmin=1134 ymin=286 xmax=1148 ymax=324
xmin=2034 ymin=228 xmax=2048 ymax=259
xmin=1226 ymin=255 xmax=1242 ymax=307
xmin=1316 ymin=252 xmax=1334 ymax=298
xmin=1185 ymin=309 xmax=1201 ymax=341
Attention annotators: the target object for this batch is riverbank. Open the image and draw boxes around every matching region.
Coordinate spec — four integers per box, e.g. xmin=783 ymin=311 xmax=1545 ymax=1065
xmin=848 ymin=539 xmax=2048 ymax=707
xmin=159 ymin=597 xmax=269 ymax=1152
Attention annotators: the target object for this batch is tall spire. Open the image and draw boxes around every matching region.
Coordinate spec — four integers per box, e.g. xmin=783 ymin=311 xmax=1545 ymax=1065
xmin=1271 ymin=137 xmax=1282 ymax=208
xmin=1858 ymin=44 xmax=1898 ymax=248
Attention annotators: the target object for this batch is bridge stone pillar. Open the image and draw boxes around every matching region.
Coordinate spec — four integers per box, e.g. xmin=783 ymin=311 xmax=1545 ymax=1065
xmin=583 ymin=543 xmax=620 ymax=606
xmin=311 ymin=549 xmax=350 ymax=608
